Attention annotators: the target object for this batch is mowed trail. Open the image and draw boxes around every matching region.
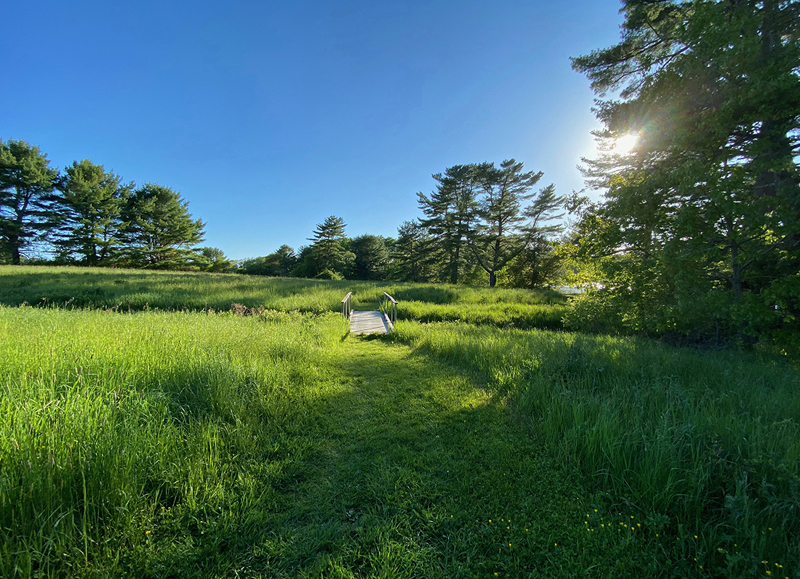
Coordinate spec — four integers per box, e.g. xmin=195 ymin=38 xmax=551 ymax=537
xmin=251 ymin=338 xmax=595 ymax=578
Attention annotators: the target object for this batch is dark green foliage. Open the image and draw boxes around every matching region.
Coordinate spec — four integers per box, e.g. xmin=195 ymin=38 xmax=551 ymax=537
xmin=503 ymin=185 xmax=565 ymax=288
xmin=119 ymin=184 xmax=205 ymax=269
xmin=392 ymin=220 xmax=439 ymax=282
xmin=473 ymin=160 xmax=563 ymax=288
xmin=237 ymin=255 xmax=272 ymax=276
xmin=54 ymin=159 xmax=130 ymax=265
xmin=0 ymin=139 xmax=60 ymax=264
xmin=571 ymin=0 xmax=800 ymax=351
xmin=418 ymin=164 xmax=482 ymax=285
xmin=307 ymin=216 xmax=354 ymax=278
xmin=239 ymin=245 xmax=298 ymax=277
xmin=416 ymin=161 xmax=563 ymax=288
xmin=270 ymin=244 xmax=298 ymax=276
xmin=349 ymin=234 xmax=389 ymax=280
xmin=198 ymin=247 xmax=235 ymax=273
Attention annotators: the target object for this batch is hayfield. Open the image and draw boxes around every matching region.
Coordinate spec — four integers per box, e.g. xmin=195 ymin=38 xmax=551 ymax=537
xmin=0 ymin=267 xmax=797 ymax=578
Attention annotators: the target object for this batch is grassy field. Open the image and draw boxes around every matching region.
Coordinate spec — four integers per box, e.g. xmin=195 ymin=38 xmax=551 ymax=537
xmin=0 ymin=266 xmax=566 ymax=329
xmin=389 ymin=323 xmax=800 ymax=576
xmin=1 ymin=266 xmax=798 ymax=577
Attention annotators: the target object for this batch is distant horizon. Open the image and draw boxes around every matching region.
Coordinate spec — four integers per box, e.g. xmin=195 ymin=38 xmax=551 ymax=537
xmin=2 ymin=0 xmax=625 ymax=260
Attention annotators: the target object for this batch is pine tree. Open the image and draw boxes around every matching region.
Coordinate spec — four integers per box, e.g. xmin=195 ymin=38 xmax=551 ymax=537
xmin=572 ymin=0 xmax=800 ymax=346
xmin=308 ymin=216 xmax=353 ymax=278
xmin=119 ymin=184 xmax=205 ymax=269
xmin=505 ymin=185 xmax=565 ymax=288
xmin=469 ymin=159 xmax=552 ymax=288
xmin=417 ymin=164 xmax=482 ymax=284
xmin=392 ymin=220 xmax=439 ymax=282
xmin=350 ymin=234 xmax=389 ymax=280
xmin=0 ymin=140 xmax=60 ymax=264
xmin=54 ymin=159 xmax=130 ymax=265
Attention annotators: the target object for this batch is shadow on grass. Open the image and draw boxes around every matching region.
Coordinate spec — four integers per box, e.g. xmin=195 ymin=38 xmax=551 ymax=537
xmin=138 ymin=338 xmax=601 ymax=578
xmin=392 ymin=286 xmax=460 ymax=304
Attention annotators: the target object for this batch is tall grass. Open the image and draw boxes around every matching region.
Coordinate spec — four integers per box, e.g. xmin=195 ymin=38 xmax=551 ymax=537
xmin=399 ymin=301 xmax=567 ymax=329
xmin=0 ymin=306 xmax=348 ymax=576
xmin=391 ymin=322 xmax=800 ymax=574
xmin=0 ymin=266 xmax=567 ymax=324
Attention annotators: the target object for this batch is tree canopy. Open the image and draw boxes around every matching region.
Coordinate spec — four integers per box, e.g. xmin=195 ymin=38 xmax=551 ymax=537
xmin=54 ymin=159 xmax=130 ymax=265
xmin=307 ymin=216 xmax=353 ymax=278
xmin=0 ymin=140 xmax=60 ymax=264
xmin=119 ymin=184 xmax=206 ymax=269
xmin=570 ymin=0 xmax=800 ymax=349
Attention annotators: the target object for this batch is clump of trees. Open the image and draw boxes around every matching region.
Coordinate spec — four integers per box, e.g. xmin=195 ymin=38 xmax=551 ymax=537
xmin=413 ymin=159 xmax=563 ymax=287
xmin=565 ymin=0 xmax=799 ymax=351
xmin=239 ymin=160 xmax=566 ymax=289
xmin=3 ymin=139 xmax=565 ymax=287
xmin=0 ymin=140 xmax=215 ymax=270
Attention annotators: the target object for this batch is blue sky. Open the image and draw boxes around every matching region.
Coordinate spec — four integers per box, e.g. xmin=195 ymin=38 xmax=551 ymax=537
xmin=2 ymin=0 xmax=624 ymax=259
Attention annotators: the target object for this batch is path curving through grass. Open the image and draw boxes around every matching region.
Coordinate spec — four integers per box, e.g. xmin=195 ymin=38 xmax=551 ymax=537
xmin=0 ymin=308 xmax=681 ymax=577
xmin=250 ymin=337 xmax=593 ymax=578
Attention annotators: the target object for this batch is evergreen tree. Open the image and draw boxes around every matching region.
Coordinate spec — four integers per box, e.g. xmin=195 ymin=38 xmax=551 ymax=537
xmin=417 ymin=164 xmax=482 ymax=284
xmin=350 ymin=234 xmax=389 ymax=280
xmin=271 ymin=244 xmax=297 ymax=277
xmin=504 ymin=185 xmax=565 ymax=288
xmin=308 ymin=216 xmax=353 ymax=278
xmin=0 ymin=140 xmax=60 ymax=264
xmin=54 ymin=159 xmax=130 ymax=265
xmin=469 ymin=160 xmax=552 ymax=287
xmin=572 ymin=0 xmax=800 ymax=347
xmin=392 ymin=220 xmax=439 ymax=282
xmin=119 ymin=184 xmax=205 ymax=269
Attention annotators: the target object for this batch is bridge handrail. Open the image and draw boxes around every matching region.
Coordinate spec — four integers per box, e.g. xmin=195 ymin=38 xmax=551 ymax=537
xmin=379 ymin=292 xmax=398 ymax=327
xmin=341 ymin=292 xmax=352 ymax=319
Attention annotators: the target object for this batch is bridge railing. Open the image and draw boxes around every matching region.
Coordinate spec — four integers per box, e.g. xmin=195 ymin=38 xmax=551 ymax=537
xmin=341 ymin=292 xmax=352 ymax=319
xmin=379 ymin=292 xmax=398 ymax=327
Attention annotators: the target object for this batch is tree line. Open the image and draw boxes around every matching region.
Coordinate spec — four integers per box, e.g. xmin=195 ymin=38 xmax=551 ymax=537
xmin=0 ymin=140 xmax=207 ymax=269
xmin=1 ymin=138 xmax=567 ymax=288
xmin=6 ymin=0 xmax=797 ymax=350
xmin=238 ymin=159 xmax=565 ymax=288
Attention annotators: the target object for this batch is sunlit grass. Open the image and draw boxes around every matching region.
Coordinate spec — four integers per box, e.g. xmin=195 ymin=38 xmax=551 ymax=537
xmin=0 ymin=306 xmax=349 ymax=576
xmin=0 ymin=266 xmax=568 ymax=328
xmin=390 ymin=321 xmax=800 ymax=575
xmin=399 ymin=300 xmax=567 ymax=329
xmin=3 ymin=266 xmax=796 ymax=576
xmin=1 ymin=306 xmax=661 ymax=578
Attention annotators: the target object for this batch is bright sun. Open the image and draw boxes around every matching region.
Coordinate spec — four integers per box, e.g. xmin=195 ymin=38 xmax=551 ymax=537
xmin=613 ymin=134 xmax=638 ymax=154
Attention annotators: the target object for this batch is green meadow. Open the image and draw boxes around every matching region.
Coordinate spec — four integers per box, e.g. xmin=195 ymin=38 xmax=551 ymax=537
xmin=1 ymin=267 xmax=797 ymax=578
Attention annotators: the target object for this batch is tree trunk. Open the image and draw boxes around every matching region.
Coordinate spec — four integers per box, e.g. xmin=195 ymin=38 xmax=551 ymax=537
xmin=489 ymin=271 xmax=497 ymax=288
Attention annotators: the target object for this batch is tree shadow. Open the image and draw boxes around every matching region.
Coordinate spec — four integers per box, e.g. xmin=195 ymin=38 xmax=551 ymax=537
xmin=391 ymin=286 xmax=460 ymax=304
xmin=140 ymin=339 xmax=592 ymax=577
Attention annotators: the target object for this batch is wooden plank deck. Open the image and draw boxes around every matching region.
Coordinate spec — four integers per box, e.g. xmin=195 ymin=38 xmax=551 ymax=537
xmin=349 ymin=310 xmax=391 ymax=335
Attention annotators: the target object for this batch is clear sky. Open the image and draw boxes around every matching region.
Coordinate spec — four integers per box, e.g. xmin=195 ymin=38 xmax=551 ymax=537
xmin=2 ymin=0 xmax=624 ymax=260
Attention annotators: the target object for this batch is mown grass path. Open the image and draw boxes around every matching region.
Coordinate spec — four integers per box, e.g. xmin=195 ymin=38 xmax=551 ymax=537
xmin=236 ymin=338 xmax=604 ymax=578
xmin=2 ymin=308 xmax=670 ymax=578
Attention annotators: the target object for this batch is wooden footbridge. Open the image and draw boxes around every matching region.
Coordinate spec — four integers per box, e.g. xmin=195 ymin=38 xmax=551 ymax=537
xmin=341 ymin=292 xmax=398 ymax=335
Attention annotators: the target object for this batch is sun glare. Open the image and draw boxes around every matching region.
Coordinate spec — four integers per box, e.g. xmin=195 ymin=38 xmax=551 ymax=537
xmin=613 ymin=134 xmax=638 ymax=154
